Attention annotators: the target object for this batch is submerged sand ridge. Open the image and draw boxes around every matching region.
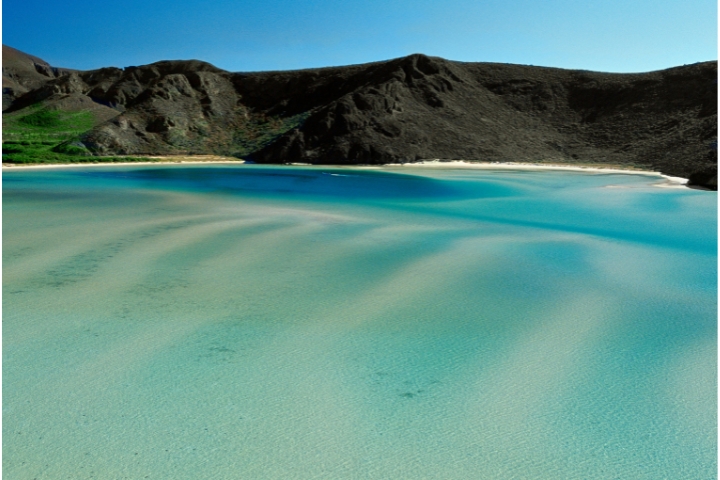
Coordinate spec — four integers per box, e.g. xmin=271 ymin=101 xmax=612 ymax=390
xmin=3 ymin=165 xmax=716 ymax=478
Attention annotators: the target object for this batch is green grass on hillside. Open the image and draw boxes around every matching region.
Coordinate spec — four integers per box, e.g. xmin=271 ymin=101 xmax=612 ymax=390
xmin=3 ymin=106 xmax=152 ymax=164
xmin=4 ymin=106 xmax=96 ymax=142
xmin=2 ymin=141 xmax=152 ymax=164
xmin=17 ymin=109 xmax=66 ymax=128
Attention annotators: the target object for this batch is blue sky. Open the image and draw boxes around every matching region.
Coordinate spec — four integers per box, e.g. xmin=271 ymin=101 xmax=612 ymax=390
xmin=3 ymin=0 xmax=717 ymax=73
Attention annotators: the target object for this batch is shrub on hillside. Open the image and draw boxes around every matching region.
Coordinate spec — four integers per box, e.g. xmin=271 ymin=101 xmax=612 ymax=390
xmin=18 ymin=109 xmax=62 ymax=128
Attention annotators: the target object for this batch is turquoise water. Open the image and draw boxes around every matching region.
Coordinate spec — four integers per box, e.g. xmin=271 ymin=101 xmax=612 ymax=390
xmin=3 ymin=165 xmax=717 ymax=479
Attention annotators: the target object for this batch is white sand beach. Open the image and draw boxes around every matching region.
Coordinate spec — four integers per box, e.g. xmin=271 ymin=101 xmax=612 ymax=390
xmin=383 ymin=159 xmax=689 ymax=188
xmin=1 ymin=155 xmax=245 ymax=170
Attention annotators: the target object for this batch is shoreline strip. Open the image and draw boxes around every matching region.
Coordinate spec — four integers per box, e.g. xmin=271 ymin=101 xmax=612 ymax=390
xmin=2 ymin=158 xmax=690 ymax=188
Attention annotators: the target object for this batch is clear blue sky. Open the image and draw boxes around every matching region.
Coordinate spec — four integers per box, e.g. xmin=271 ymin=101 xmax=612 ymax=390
xmin=3 ymin=0 xmax=717 ymax=73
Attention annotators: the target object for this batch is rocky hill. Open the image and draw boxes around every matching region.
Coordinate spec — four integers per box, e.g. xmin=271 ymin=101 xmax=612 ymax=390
xmin=2 ymin=45 xmax=77 ymax=110
xmin=3 ymin=45 xmax=717 ymax=188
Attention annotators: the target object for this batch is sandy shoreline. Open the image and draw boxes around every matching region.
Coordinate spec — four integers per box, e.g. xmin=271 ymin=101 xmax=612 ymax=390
xmin=1 ymin=155 xmax=244 ymax=170
xmin=384 ymin=160 xmax=689 ymax=188
xmin=2 ymin=157 xmax=690 ymax=188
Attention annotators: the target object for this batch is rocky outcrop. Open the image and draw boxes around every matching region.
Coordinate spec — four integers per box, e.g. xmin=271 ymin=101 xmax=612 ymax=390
xmin=2 ymin=45 xmax=70 ymax=109
xmin=688 ymin=165 xmax=718 ymax=190
xmin=79 ymin=64 xmax=248 ymax=155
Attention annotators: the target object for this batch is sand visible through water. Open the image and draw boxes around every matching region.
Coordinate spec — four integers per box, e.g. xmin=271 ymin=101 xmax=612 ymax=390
xmin=3 ymin=164 xmax=716 ymax=478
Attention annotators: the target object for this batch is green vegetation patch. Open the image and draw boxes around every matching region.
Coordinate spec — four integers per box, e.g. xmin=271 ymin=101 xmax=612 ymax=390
xmin=17 ymin=109 xmax=64 ymax=128
xmin=52 ymin=141 xmax=92 ymax=156
xmin=2 ymin=106 xmax=150 ymax=164
xmin=4 ymin=107 xmax=96 ymax=143
xmin=2 ymin=141 xmax=152 ymax=164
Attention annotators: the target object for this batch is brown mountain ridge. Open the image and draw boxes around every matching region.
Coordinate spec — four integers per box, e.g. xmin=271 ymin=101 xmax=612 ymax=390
xmin=3 ymin=45 xmax=717 ymax=188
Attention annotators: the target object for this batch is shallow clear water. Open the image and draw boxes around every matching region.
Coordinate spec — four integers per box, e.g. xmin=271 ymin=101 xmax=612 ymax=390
xmin=3 ymin=165 xmax=717 ymax=479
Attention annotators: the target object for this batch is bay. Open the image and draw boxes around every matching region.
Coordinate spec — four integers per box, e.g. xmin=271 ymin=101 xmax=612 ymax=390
xmin=3 ymin=165 xmax=716 ymax=479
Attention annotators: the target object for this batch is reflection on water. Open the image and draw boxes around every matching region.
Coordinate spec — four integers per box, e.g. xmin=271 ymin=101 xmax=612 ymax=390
xmin=3 ymin=165 xmax=717 ymax=479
